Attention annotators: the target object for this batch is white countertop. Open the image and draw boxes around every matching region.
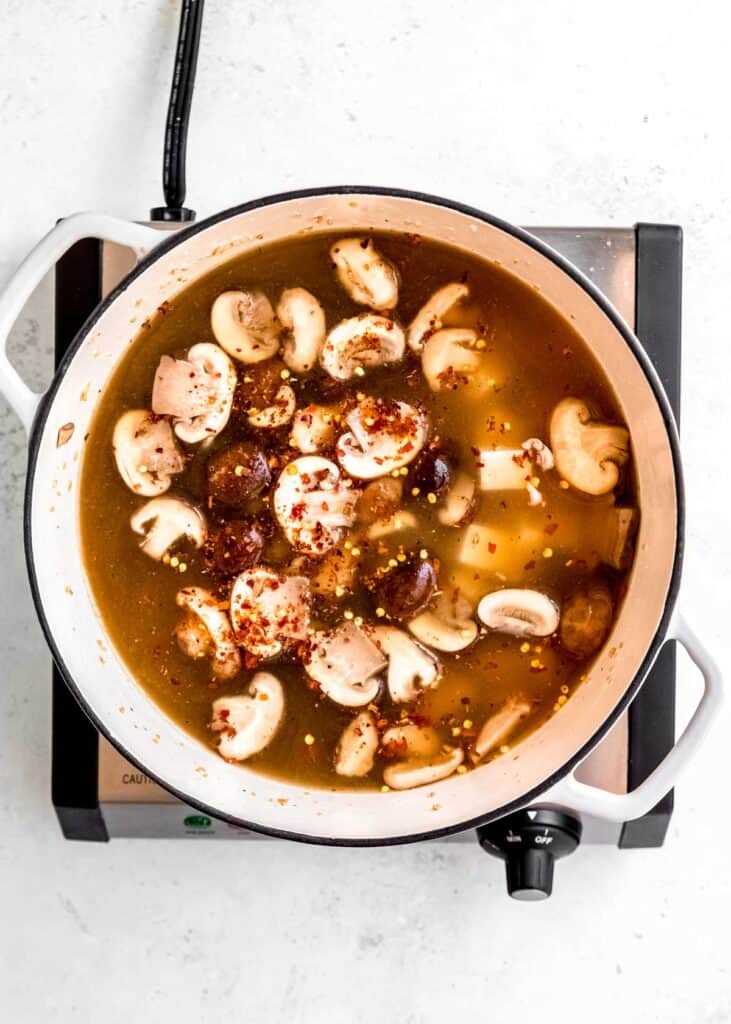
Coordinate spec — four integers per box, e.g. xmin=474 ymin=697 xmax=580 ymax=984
xmin=1 ymin=1 xmax=729 ymax=1021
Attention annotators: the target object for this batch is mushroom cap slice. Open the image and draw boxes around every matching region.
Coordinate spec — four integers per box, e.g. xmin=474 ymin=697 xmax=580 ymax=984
xmin=277 ymin=287 xmax=326 ymax=374
xmin=130 ymin=496 xmax=206 ymax=561
xmin=330 ymin=237 xmax=399 ymax=310
xmin=151 ymin=342 xmax=237 ymax=444
xmin=408 ymin=588 xmax=478 ymax=653
xmin=289 ymin=404 xmax=338 ymax=454
xmin=335 ymin=710 xmax=379 ymax=778
xmin=321 ymin=314 xmax=405 ymax=381
xmin=373 ymin=626 xmax=441 ymax=703
xmin=210 ymin=289 xmax=280 ymax=364
xmin=437 ymin=471 xmax=476 ymax=526
xmin=273 ymin=455 xmax=359 ymax=556
xmin=247 ymin=384 xmax=296 ymax=428
xmin=477 ymin=588 xmax=560 ymax=638
xmin=113 ymin=410 xmax=184 ymax=496
xmin=471 ymin=697 xmax=532 ymax=763
xmin=304 ymin=622 xmax=386 ymax=707
xmin=549 ymin=397 xmax=630 ymax=496
xmin=421 ymin=328 xmax=481 ymax=391
xmin=211 ymin=672 xmax=284 ymax=761
xmin=336 ymin=398 xmax=427 ymax=480
xmin=230 ymin=567 xmax=311 ymax=660
xmin=381 ymin=725 xmax=463 ymax=791
xmin=175 ymin=586 xmax=241 ymax=680
xmin=407 ymin=282 xmax=469 ymax=353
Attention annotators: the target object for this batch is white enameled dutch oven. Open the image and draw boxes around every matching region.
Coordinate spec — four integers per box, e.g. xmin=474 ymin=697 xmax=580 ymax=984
xmin=0 ymin=188 xmax=723 ymax=844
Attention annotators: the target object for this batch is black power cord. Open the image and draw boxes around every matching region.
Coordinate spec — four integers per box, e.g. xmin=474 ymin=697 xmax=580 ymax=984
xmin=150 ymin=0 xmax=205 ymax=222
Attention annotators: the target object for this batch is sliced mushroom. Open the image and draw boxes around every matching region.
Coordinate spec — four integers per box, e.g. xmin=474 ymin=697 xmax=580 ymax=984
xmin=550 ymin=397 xmax=630 ymax=496
xmin=421 ymin=328 xmax=481 ymax=391
xmin=230 ymin=567 xmax=310 ymax=660
xmin=408 ymin=588 xmax=478 ymax=652
xmin=151 ymin=342 xmax=237 ymax=443
xmin=321 ymin=314 xmax=405 ymax=381
xmin=381 ymin=724 xmax=463 ymax=791
xmin=336 ymin=398 xmax=427 ymax=479
xmin=273 ymin=455 xmax=359 ymax=556
xmin=330 ymin=237 xmax=399 ymax=310
xmin=365 ymin=510 xmax=419 ymax=540
xmin=247 ymin=384 xmax=296 ymax=428
xmin=335 ymin=710 xmax=379 ymax=778
xmin=289 ymin=404 xmax=338 ymax=453
xmin=210 ymin=672 xmax=284 ymax=761
xmin=175 ymin=586 xmax=241 ymax=679
xmin=113 ymin=410 xmax=184 ymax=496
xmin=560 ymin=579 xmax=614 ymax=658
xmin=130 ymin=496 xmax=206 ymax=560
xmin=210 ymin=289 xmax=280 ymax=364
xmin=373 ymin=627 xmax=441 ymax=703
xmin=407 ymin=282 xmax=469 ymax=353
xmin=471 ymin=697 xmax=531 ymax=763
xmin=599 ymin=506 xmax=639 ymax=570
xmin=477 ymin=588 xmax=560 ymax=638
xmin=304 ymin=622 xmax=386 ymax=707
xmin=437 ymin=471 xmax=476 ymax=526
xmin=277 ymin=287 xmax=326 ymax=374
xmin=309 ymin=546 xmax=358 ymax=597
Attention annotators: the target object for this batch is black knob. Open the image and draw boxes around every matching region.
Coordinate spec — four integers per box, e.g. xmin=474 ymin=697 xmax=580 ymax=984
xmin=477 ymin=808 xmax=582 ymax=901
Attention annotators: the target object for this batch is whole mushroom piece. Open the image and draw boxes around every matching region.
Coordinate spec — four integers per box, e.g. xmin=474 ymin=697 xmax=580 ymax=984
xmin=559 ymin=579 xmax=614 ymax=658
xmin=289 ymin=404 xmax=338 ymax=454
xmin=175 ymin=586 xmax=242 ymax=679
xmin=421 ymin=328 xmax=482 ymax=391
xmin=381 ymin=724 xmax=463 ymax=791
xmin=335 ymin=710 xmax=379 ymax=778
xmin=211 ymin=672 xmax=284 ymax=761
xmin=273 ymin=455 xmax=359 ymax=556
xmin=549 ymin=397 xmax=630 ymax=496
xmin=373 ymin=627 xmax=441 ymax=703
xmin=330 ymin=237 xmax=399 ymax=310
xmin=210 ymin=289 xmax=280 ymax=364
xmin=277 ymin=287 xmax=326 ymax=374
xmin=407 ymin=282 xmax=469 ymax=353
xmin=304 ymin=622 xmax=386 ymax=707
xmin=230 ymin=567 xmax=311 ymax=660
xmin=113 ymin=410 xmax=185 ymax=496
xmin=321 ymin=314 xmax=405 ymax=381
xmin=477 ymin=588 xmax=560 ymax=638
xmin=336 ymin=398 xmax=427 ymax=480
xmin=130 ymin=496 xmax=206 ymax=560
xmin=151 ymin=342 xmax=237 ymax=443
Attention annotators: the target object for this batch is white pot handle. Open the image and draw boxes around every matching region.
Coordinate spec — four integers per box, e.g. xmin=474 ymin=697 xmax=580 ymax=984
xmin=543 ymin=610 xmax=723 ymax=822
xmin=0 ymin=212 xmax=163 ymax=433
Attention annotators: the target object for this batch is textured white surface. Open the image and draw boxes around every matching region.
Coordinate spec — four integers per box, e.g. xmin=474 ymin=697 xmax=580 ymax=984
xmin=0 ymin=1 xmax=729 ymax=1021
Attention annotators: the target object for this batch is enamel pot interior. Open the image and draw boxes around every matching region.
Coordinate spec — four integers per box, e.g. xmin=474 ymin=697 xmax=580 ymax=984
xmin=26 ymin=191 xmax=679 ymax=843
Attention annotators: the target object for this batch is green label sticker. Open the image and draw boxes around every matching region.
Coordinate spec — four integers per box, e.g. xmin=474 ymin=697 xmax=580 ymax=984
xmin=184 ymin=814 xmax=212 ymax=829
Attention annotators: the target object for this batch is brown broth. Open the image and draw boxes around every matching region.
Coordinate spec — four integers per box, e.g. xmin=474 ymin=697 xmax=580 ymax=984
xmin=80 ymin=231 xmax=635 ymax=790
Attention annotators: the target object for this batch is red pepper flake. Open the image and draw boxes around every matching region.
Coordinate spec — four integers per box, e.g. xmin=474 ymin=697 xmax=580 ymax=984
xmin=544 ymin=523 xmax=559 ymax=535
xmin=487 ymin=542 xmax=497 ymax=554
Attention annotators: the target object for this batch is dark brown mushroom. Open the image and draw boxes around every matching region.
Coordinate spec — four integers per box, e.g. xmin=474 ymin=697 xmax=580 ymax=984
xmin=206 ymin=441 xmax=271 ymax=506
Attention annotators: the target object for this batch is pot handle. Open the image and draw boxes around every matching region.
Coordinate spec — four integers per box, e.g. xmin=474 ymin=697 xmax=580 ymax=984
xmin=0 ymin=212 xmax=163 ymax=433
xmin=542 ymin=611 xmax=723 ymax=823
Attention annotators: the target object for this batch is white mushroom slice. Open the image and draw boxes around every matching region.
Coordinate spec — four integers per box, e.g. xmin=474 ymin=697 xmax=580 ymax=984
xmin=230 ymin=568 xmax=310 ymax=660
xmin=210 ymin=672 xmax=284 ymax=761
xmin=289 ymin=404 xmax=338 ymax=453
xmin=210 ymin=289 xmax=280 ymax=364
xmin=373 ymin=627 xmax=441 ymax=704
xmin=113 ymin=410 xmax=185 ymax=496
xmin=277 ymin=287 xmax=326 ymax=374
xmin=336 ymin=398 xmax=427 ymax=479
xmin=321 ymin=314 xmax=405 ymax=381
xmin=407 ymin=282 xmax=469 ymax=353
xmin=151 ymin=342 xmax=236 ymax=443
xmin=273 ymin=455 xmax=359 ymax=556
xmin=437 ymin=471 xmax=476 ymax=526
xmin=130 ymin=497 xmax=206 ymax=560
xmin=335 ymin=710 xmax=379 ymax=778
xmin=472 ymin=697 xmax=532 ymax=763
xmin=381 ymin=724 xmax=463 ymax=791
xmin=477 ymin=438 xmax=554 ymax=503
xmin=408 ymin=588 xmax=478 ymax=653
xmin=366 ymin=510 xmax=419 ymax=540
xmin=304 ymin=622 xmax=386 ymax=707
xmin=421 ymin=328 xmax=481 ymax=391
xmin=175 ymin=586 xmax=241 ymax=680
xmin=477 ymin=588 xmax=560 ymax=638
xmin=247 ymin=384 xmax=296 ymax=428
xmin=550 ymin=397 xmax=630 ymax=496
xmin=330 ymin=237 xmax=399 ymax=310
